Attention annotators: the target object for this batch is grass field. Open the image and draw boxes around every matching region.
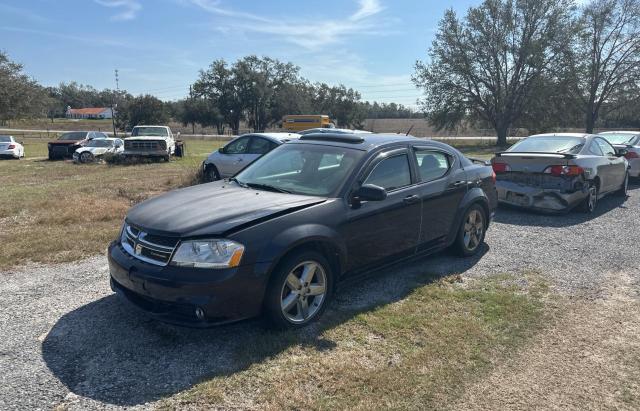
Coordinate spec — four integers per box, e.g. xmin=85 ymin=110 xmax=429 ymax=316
xmin=0 ymin=138 xmax=220 ymax=269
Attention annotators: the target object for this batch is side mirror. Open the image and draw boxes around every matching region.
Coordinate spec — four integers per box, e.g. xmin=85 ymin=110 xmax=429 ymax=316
xmin=218 ymin=147 xmax=225 ymax=154
xmin=354 ymin=184 xmax=387 ymax=202
xmin=616 ymin=148 xmax=629 ymax=157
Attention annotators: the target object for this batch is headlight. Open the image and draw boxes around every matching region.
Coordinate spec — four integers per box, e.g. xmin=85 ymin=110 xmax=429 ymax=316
xmin=171 ymin=239 xmax=244 ymax=268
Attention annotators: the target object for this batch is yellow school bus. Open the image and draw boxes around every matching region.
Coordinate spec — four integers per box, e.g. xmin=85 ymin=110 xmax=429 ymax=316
xmin=282 ymin=115 xmax=333 ymax=132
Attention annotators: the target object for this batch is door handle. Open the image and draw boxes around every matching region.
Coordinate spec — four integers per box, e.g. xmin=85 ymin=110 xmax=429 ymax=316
xmin=403 ymin=195 xmax=420 ymax=204
xmin=451 ymin=180 xmax=467 ymax=187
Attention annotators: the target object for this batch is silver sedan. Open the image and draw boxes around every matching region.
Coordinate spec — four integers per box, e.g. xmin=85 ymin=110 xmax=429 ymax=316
xmin=202 ymin=133 xmax=300 ymax=182
xmin=491 ymin=133 xmax=629 ymax=213
xmin=598 ymin=131 xmax=640 ymax=178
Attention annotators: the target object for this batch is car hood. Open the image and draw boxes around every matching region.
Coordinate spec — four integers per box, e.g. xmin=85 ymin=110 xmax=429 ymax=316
xmin=126 ymin=182 xmax=327 ymax=237
xmin=49 ymin=140 xmax=82 ymax=145
xmin=126 ymin=136 xmax=170 ymax=141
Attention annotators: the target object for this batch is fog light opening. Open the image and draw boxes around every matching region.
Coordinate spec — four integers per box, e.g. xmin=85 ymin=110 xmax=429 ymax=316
xmin=195 ymin=307 xmax=206 ymax=320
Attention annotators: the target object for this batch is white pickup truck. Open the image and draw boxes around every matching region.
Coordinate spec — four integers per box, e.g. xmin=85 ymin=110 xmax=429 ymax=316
xmin=123 ymin=125 xmax=178 ymax=161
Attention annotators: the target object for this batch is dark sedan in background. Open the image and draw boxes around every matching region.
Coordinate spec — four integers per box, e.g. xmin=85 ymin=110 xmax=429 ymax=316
xmin=47 ymin=131 xmax=109 ymax=160
xmin=492 ymin=133 xmax=628 ymax=213
xmin=108 ymin=133 xmax=497 ymax=328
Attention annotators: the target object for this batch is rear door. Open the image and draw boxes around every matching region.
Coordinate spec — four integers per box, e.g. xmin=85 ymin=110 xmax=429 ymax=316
xmin=342 ymin=147 xmax=422 ymax=272
xmin=217 ymin=136 xmax=250 ymax=177
xmin=411 ymin=146 xmax=468 ymax=251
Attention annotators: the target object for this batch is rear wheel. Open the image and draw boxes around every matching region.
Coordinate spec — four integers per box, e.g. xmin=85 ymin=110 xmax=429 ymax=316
xmin=453 ymin=204 xmax=486 ymax=257
xmin=263 ymin=250 xmax=333 ymax=329
xmin=579 ymin=182 xmax=598 ymax=213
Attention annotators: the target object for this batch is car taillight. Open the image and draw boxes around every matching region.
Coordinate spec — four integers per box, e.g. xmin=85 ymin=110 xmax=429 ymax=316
xmin=625 ymin=151 xmax=639 ymax=159
xmin=543 ymin=165 xmax=584 ymax=176
xmin=492 ymin=162 xmax=511 ymax=173
xmin=7 ymin=144 xmax=15 ymax=149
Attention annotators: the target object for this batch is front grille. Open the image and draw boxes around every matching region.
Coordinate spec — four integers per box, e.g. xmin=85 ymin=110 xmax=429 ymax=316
xmin=124 ymin=140 xmax=167 ymax=151
xmin=121 ymin=223 xmax=179 ymax=266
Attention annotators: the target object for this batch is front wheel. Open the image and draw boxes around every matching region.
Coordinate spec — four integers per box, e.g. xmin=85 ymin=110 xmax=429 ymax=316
xmin=204 ymin=164 xmax=221 ymax=182
xmin=616 ymin=172 xmax=629 ymax=197
xmin=80 ymin=151 xmax=94 ymax=163
xmin=453 ymin=204 xmax=487 ymax=257
xmin=263 ymin=251 xmax=333 ymax=329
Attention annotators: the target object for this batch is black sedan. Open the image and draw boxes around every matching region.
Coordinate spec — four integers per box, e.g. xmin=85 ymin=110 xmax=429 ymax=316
xmin=108 ymin=133 xmax=497 ymax=328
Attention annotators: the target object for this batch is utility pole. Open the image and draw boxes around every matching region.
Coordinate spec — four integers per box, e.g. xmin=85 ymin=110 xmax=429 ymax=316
xmin=111 ymin=69 xmax=119 ymax=137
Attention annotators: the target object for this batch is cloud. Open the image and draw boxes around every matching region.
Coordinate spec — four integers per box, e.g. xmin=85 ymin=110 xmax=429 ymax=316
xmin=94 ymin=0 xmax=142 ymax=21
xmin=189 ymin=0 xmax=388 ymax=50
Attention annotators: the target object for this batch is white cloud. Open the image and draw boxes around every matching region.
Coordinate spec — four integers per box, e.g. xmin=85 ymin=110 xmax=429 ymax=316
xmin=94 ymin=0 xmax=142 ymax=21
xmin=189 ymin=0 xmax=388 ymax=50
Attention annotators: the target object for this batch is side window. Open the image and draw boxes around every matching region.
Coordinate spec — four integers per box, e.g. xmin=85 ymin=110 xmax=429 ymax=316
xmin=589 ymin=141 xmax=603 ymax=156
xmin=413 ymin=149 xmax=451 ymax=182
xmin=596 ymin=138 xmax=616 ymax=156
xmin=248 ymin=137 xmax=273 ymax=155
xmin=363 ymin=154 xmax=411 ymax=191
xmin=224 ymin=136 xmax=250 ymax=154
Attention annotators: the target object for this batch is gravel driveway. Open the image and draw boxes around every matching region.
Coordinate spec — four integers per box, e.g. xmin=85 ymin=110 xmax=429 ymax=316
xmin=1 ymin=183 xmax=638 ymax=410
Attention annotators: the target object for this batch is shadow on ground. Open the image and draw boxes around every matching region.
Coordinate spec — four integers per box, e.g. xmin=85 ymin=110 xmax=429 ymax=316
xmin=42 ymin=246 xmax=487 ymax=406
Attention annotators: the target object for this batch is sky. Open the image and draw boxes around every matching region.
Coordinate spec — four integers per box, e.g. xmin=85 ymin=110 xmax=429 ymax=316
xmin=0 ymin=0 xmax=480 ymax=107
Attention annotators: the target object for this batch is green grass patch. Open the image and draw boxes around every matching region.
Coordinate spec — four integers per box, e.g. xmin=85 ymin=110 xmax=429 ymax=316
xmin=166 ymin=273 xmax=547 ymax=410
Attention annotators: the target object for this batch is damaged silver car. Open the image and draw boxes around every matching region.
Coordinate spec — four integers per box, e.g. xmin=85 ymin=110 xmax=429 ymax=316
xmin=491 ymin=133 xmax=629 ymax=213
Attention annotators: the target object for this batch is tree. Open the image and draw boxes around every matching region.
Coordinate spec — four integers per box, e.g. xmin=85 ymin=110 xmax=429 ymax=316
xmin=118 ymin=95 xmax=168 ymax=130
xmin=570 ymin=0 xmax=640 ymax=132
xmin=413 ymin=0 xmax=574 ymax=145
xmin=0 ymin=51 xmax=50 ymax=125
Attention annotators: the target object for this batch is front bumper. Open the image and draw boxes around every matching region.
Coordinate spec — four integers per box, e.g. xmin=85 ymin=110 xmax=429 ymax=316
xmin=108 ymin=241 xmax=272 ymax=327
xmin=121 ymin=149 xmax=168 ymax=157
xmin=0 ymin=149 xmax=19 ymax=158
xmin=496 ymin=181 xmax=587 ymax=212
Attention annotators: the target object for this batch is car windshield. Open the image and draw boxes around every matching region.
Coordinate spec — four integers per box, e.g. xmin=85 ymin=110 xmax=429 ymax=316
xmin=59 ymin=132 xmax=88 ymax=140
xmin=600 ymin=133 xmax=638 ymax=145
xmin=131 ymin=127 xmax=168 ymax=137
xmin=508 ymin=136 xmax=585 ymax=154
xmin=0 ymin=136 xmax=12 ymax=142
xmin=234 ymin=143 xmax=365 ymax=197
xmin=85 ymin=139 xmax=113 ymax=148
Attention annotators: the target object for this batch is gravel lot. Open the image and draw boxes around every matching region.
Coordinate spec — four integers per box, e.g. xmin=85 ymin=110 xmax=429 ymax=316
xmin=1 ymin=183 xmax=638 ymax=410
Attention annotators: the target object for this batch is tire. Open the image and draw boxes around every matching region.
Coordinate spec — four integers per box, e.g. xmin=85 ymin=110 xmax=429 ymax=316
xmin=616 ymin=172 xmax=629 ymax=197
xmin=263 ymin=250 xmax=334 ymax=329
xmin=204 ymin=164 xmax=221 ymax=182
xmin=79 ymin=151 xmax=94 ymax=163
xmin=453 ymin=204 xmax=487 ymax=257
xmin=579 ymin=181 xmax=598 ymax=213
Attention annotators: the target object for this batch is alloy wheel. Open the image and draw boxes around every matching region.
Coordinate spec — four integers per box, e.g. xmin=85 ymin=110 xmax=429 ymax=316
xmin=463 ymin=209 xmax=484 ymax=251
xmin=587 ymin=185 xmax=597 ymax=212
xmin=80 ymin=152 xmax=93 ymax=163
xmin=280 ymin=261 xmax=327 ymax=324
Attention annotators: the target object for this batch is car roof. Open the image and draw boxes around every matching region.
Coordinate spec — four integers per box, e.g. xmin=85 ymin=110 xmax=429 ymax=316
xmin=133 ymin=125 xmax=169 ymax=128
xmin=246 ymin=132 xmax=301 ymax=141
xmin=529 ymin=133 xmax=593 ymax=139
xmin=598 ymin=130 xmax=640 ymax=135
xmin=298 ymin=128 xmax=371 ymax=135
xmin=290 ymin=132 xmax=428 ymax=151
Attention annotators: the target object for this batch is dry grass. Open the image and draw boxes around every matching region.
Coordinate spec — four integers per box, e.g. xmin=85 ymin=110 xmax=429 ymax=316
xmin=0 ymin=139 xmax=220 ymax=269
xmin=165 ymin=273 xmax=548 ymax=410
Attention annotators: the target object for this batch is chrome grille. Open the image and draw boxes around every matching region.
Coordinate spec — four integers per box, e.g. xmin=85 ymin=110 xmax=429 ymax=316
xmin=124 ymin=140 xmax=167 ymax=151
xmin=121 ymin=223 xmax=179 ymax=266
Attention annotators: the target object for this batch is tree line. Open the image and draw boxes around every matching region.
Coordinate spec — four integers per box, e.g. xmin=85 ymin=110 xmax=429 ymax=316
xmin=0 ymin=52 xmax=418 ymax=132
xmin=414 ymin=0 xmax=640 ymax=145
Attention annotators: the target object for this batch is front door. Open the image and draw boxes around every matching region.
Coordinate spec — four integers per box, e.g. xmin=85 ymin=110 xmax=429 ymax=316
xmin=342 ymin=148 xmax=422 ymax=273
xmin=595 ymin=137 xmax=625 ymax=193
xmin=217 ymin=136 xmax=250 ymax=177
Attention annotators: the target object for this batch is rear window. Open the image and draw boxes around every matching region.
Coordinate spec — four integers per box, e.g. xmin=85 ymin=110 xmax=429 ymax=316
xmin=599 ymin=133 xmax=638 ymax=145
xmin=508 ymin=137 xmax=585 ymax=154
xmin=131 ymin=127 xmax=168 ymax=137
xmin=0 ymin=136 xmax=12 ymax=143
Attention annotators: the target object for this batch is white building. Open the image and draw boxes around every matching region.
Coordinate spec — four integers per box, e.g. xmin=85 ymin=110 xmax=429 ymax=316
xmin=65 ymin=107 xmax=114 ymax=119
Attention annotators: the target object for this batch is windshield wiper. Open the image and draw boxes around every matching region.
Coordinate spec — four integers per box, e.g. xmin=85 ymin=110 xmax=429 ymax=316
xmin=228 ymin=177 xmax=248 ymax=188
xmin=245 ymin=182 xmax=292 ymax=194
